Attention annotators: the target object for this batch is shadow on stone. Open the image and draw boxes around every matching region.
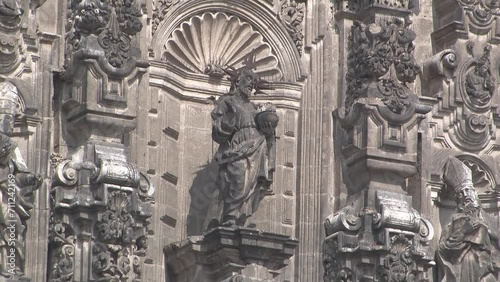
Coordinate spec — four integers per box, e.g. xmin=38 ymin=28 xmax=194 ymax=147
xmin=186 ymin=159 xmax=221 ymax=236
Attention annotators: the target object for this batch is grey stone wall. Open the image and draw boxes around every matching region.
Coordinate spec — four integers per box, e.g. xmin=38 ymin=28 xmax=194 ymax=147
xmin=1 ymin=0 xmax=498 ymax=281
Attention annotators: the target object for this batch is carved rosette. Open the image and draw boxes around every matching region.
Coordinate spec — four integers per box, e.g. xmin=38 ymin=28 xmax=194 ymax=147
xmin=279 ymin=0 xmax=305 ymax=56
xmin=65 ymin=0 xmax=143 ymax=69
xmin=163 ymin=12 xmax=283 ymax=80
xmin=345 ymin=18 xmax=422 ymax=121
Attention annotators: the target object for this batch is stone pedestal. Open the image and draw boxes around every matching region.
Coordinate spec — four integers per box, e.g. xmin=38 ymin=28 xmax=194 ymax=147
xmin=164 ymin=227 xmax=298 ymax=282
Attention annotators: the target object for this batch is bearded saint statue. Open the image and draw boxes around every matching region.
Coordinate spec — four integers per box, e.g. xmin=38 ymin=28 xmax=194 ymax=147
xmin=437 ymin=156 xmax=500 ymax=282
xmin=211 ymin=55 xmax=278 ymax=227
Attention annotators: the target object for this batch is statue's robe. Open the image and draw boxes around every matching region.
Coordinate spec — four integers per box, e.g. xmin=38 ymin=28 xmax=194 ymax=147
xmin=438 ymin=210 xmax=500 ymax=282
xmin=211 ymin=93 xmax=275 ymax=225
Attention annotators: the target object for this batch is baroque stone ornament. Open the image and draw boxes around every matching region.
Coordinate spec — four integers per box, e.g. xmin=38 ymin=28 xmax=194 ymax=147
xmin=422 ymin=43 xmax=498 ymax=151
xmin=65 ymin=0 xmax=143 ymax=68
xmin=211 ymin=55 xmax=277 ymax=227
xmin=437 ymin=156 xmax=500 ymax=282
xmin=345 ymin=18 xmax=422 ymax=119
xmin=464 ymin=44 xmax=495 ymax=107
xmin=164 ymin=227 xmax=298 ymax=282
xmin=163 ymin=12 xmax=282 ymax=80
xmin=50 ymin=152 xmax=154 ymax=282
xmin=48 ymin=220 xmax=75 ymax=282
xmin=279 ymin=0 xmax=305 ymax=56
xmin=152 ymin=0 xmax=179 ymax=35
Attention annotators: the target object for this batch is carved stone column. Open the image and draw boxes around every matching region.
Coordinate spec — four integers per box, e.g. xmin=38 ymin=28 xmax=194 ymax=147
xmin=49 ymin=0 xmax=152 ymax=281
xmin=324 ymin=4 xmax=435 ymax=281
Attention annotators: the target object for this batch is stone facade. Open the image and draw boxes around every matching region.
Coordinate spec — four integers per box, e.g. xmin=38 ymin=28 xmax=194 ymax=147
xmin=0 ymin=0 xmax=499 ymax=281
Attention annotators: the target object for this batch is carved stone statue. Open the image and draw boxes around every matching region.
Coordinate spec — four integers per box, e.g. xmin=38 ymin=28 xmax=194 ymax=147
xmin=0 ymin=0 xmax=22 ymax=19
xmin=437 ymin=156 xmax=500 ymax=282
xmin=211 ymin=56 xmax=277 ymax=227
xmin=0 ymin=132 xmax=41 ymax=279
xmin=465 ymin=46 xmax=495 ymax=106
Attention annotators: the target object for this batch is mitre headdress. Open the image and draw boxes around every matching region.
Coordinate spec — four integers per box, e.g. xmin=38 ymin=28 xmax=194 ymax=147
xmin=443 ymin=156 xmax=474 ymax=192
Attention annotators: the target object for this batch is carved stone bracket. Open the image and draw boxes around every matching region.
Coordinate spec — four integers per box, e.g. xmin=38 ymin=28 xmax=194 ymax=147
xmin=164 ymin=227 xmax=298 ymax=282
xmin=49 ymin=147 xmax=154 ymax=282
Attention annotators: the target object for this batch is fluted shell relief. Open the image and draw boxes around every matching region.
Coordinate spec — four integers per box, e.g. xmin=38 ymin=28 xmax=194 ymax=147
xmin=163 ymin=12 xmax=283 ymax=80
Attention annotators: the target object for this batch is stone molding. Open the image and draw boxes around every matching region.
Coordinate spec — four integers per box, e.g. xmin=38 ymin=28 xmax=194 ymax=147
xmin=164 ymin=227 xmax=298 ymax=282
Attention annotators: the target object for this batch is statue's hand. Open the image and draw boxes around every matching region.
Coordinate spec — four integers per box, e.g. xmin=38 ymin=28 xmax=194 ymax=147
xmin=462 ymin=219 xmax=480 ymax=234
xmin=259 ymin=121 xmax=275 ymax=137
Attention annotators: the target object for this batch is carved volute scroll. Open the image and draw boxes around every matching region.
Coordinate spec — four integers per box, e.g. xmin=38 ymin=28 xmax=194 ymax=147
xmin=49 ymin=152 xmax=154 ymax=282
xmin=163 ymin=12 xmax=283 ymax=80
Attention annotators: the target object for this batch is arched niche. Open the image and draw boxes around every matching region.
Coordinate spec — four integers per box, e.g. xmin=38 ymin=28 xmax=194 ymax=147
xmin=0 ymin=80 xmax=38 ymax=135
xmin=151 ymin=0 xmax=305 ymax=83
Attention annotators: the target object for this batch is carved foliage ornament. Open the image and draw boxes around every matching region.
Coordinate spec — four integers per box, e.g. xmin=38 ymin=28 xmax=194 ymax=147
xmin=345 ymin=18 xmax=420 ymax=116
xmin=323 ymin=238 xmax=355 ymax=282
xmin=92 ymin=190 xmax=147 ymax=281
xmin=152 ymin=0 xmax=179 ymax=35
xmin=378 ymin=234 xmax=413 ymax=282
xmin=164 ymin=12 xmax=283 ymax=80
xmin=65 ymin=0 xmax=143 ymax=68
xmin=279 ymin=0 xmax=305 ymax=56
xmin=458 ymin=0 xmax=500 ymax=33
xmin=48 ymin=219 xmax=75 ymax=282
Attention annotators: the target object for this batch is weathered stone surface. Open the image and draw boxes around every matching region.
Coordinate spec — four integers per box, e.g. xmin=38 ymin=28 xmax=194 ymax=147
xmin=210 ymin=55 xmax=278 ymax=228
xmin=437 ymin=156 xmax=500 ymax=282
xmin=6 ymin=0 xmax=500 ymax=281
xmin=164 ymin=226 xmax=298 ymax=282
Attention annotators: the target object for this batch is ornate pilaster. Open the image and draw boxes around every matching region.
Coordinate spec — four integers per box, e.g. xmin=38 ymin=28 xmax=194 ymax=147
xmin=324 ymin=5 xmax=435 ymax=281
xmin=49 ymin=156 xmax=153 ymax=282
xmin=50 ymin=0 xmax=152 ymax=281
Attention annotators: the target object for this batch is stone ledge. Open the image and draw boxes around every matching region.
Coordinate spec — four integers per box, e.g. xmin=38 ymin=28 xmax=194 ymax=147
xmin=164 ymin=227 xmax=298 ymax=282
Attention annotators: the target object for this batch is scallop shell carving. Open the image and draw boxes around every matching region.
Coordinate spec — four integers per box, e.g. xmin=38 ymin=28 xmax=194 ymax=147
xmin=164 ymin=12 xmax=283 ymax=80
